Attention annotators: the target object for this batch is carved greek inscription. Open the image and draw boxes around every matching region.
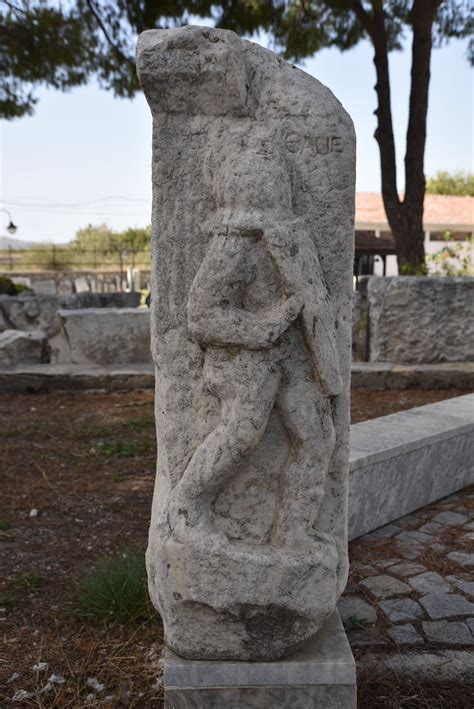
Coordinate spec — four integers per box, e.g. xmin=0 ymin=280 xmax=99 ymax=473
xmin=283 ymin=132 xmax=343 ymax=156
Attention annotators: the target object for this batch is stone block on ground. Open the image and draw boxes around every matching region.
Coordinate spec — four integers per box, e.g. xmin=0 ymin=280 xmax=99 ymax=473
xmin=388 ymin=562 xmax=427 ymax=578
xmin=379 ymin=598 xmax=424 ymax=624
xmin=58 ymin=308 xmax=151 ymax=365
xmin=422 ymin=620 xmax=474 ymax=646
xmin=446 ymin=576 xmax=474 ymax=596
xmin=419 ymin=593 xmax=474 ymax=620
xmin=360 ymin=575 xmax=411 ymax=600
xmin=164 ymin=612 xmax=356 ymax=708
xmin=388 ymin=623 xmax=424 ymax=647
xmin=432 ymin=510 xmax=467 ymax=526
xmin=337 ymin=596 xmax=377 ymax=625
xmin=0 ymin=329 xmax=48 ymax=367
xmin=446 ymin=552 xmax=474 ymax=568
xmin=367 ymin=276 xmax=474 ymax=364
xmin=408 ymin=571 xmax=452 ymax=595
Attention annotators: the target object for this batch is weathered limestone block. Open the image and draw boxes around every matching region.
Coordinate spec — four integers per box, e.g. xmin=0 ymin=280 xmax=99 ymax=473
xmin=57 ymin=308 xmax=151 ymax=365
xmin=0 ymin=294 xmax=63 ymax=337
xmin=368 ymin=276 xmax=474 ymax=364
xmin=0 ymin=329 xmax=48 ymax=367
xmin=138 ymin=26 xmax=355 ymax=661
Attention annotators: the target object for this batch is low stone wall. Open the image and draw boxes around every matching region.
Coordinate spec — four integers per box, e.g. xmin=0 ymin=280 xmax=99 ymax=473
xmin=54 ymin=309 xmax=151 ymax=365
xmin=348 ymin=394 xmax=474 ymax=540
xmin=368 ymin=277 xmax=474 ymax=364
xmin=0 ymin=292 xmax=141 ymax=339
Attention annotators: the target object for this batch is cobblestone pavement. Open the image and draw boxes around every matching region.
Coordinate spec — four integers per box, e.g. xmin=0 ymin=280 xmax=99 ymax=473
xmin=341 ymin=486 xmax=474 ymax=653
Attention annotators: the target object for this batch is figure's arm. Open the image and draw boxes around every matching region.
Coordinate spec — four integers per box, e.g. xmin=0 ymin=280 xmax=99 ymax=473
xmin=266 ymin=226 xmax=343 ymax=396
xmin=187 ymin=235 xmax=300 ymax=349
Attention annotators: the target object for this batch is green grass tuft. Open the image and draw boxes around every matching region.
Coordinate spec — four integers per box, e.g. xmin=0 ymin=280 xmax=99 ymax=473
xmin=96 ymin=438 xmax=152 ymax=457
xmin=74 ymin=552 xmax=156 ymax=624
xmin=12 ymin=571 xmax=42 ymax=591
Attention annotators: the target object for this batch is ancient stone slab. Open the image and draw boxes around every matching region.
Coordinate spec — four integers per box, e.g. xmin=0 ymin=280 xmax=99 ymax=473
xmin=0 ymin=329 xmax=48 ymax=367
xmin=423 ymin=620 xmax=474 ymax=646
xmin=351 ymin=361 xmax=474 ymax=390
xmin=408 ymin=572 xmax=452 ymax=595
xmin=164 ymin=612 xmax=356 ymax=708
xmin=419 ymin=593 xmax=474 ymax=620
xmin=360 ymin=575 xmax=411 ymax=600
xmin=337 ymin=596 xmax=377 ymax=625
xmin=388 ymin=624 xmax=424 ymax=647
xmin=138 ymin=26 xmax=355 ymax=661
xmin=349 ymin=395 xmax=474 ymax=539
xmin=57 ymin=309 xmax=151 ymax=366
xmin=379 ymin=598 xmax=424 ymax=623
xmin=367 ymin=276 xmax=474 ymax=364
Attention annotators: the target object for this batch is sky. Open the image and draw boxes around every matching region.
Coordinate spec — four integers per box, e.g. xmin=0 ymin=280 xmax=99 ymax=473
xmin=0 ymin=33 xmax=472 ymax=244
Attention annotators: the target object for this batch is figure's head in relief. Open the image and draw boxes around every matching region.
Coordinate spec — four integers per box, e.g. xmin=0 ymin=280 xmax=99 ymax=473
xmin=207 ymin=151 xmax=293 ymax=236
xmin=136 ymin=26 xmax=247 ymax=115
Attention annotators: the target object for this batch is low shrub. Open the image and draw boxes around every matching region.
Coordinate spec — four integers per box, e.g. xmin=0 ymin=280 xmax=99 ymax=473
xmin=74 ymin=552 xmax=156 ymax=624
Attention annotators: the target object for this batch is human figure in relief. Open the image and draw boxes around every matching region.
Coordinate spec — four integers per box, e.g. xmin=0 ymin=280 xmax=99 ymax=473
xmin=168 ymin=152 xmax=342 ymax=548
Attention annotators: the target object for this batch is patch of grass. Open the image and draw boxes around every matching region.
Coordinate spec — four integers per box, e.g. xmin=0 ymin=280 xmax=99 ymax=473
xmin=96 ymin=438 xmax=153 ymax=457
xmin=12 ymin=571 xmax=42 ymax=591
xmin=344 ymin=615 xmax=371 ymax=630
xmin=74 ymin=552 xmax=157 ymax=624
xmin=125 ymin=416 xmax=155 ymax=430
xmin=0 ymin=590 xmax=16 ymax=607
xmin=0 ymin=520 xmax=11 ymax=531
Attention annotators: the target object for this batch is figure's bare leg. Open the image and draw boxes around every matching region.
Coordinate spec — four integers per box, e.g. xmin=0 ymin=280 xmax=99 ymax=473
xmin=169 ymin=349 xmax=280 ymax=540
xmin=274 ymin=349 xmax=336 ymax=549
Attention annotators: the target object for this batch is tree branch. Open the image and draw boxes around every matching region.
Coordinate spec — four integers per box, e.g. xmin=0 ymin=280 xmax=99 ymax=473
xmin=84 ymin=0 xmax=131 ymax=66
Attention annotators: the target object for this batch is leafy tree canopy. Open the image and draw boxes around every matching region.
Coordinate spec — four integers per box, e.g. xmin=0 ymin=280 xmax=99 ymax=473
xmin=426 ymin=171 xmax=474 ymax=196
xmin=1 ymin=0 xmax=472 ymax=119
xmin=72 ymin=223 xmax=151 ymax=252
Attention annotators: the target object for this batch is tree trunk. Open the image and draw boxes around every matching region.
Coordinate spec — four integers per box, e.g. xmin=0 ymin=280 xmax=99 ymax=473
xmin=355 ymin=0 xmax=438 ymax=273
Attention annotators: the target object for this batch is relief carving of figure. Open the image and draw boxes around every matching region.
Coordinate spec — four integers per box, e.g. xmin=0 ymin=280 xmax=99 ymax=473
xmin=168 ymin=151 xmax=342 ymax=549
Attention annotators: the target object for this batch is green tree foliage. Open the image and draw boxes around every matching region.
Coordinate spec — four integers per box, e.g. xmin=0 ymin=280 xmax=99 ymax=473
xmin=426 ymin=171 xmax=474 ymax=196
xmin=2 ymin=1 xmax=472 ymax=270
xmin=72 ymin=223 xmax=151 ymax=252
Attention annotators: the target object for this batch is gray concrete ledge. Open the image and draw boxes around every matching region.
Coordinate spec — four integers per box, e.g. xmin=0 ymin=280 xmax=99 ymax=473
xmin=352 ymin=361 xmax=474 ymax=390
xmin=1 ymin=361 xmax=473 ymax=393
xmin=164 ymin=611 xmax=356 ymax=708
xmin=349 ymin=394 xmax=474 ymax=540
xmin=0 ymin=363 xmax=154 ymax=393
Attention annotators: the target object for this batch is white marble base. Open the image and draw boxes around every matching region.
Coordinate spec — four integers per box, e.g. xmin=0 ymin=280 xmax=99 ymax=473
xmin=163 ymin=611 xmax=356 ymax=708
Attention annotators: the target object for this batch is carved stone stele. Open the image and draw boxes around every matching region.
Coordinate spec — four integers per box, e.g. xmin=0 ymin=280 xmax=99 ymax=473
xmin=137 ymin=26 xmax=355 ymax=661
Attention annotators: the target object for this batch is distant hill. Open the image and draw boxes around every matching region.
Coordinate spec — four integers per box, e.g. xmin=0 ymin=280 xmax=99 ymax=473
xmin=0 ymin=236 xmax=41 ymax=249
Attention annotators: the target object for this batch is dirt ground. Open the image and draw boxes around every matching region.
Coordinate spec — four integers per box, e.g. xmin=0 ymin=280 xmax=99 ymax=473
xmin=1 ymin=387 xmax=472 ymax=707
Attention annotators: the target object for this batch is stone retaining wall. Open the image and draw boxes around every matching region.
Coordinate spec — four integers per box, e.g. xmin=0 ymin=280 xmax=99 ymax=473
xmin=367 ymin=276 xmax=473 ymax=364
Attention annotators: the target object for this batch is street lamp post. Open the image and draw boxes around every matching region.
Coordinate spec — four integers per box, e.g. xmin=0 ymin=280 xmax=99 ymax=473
xmin=0 ymin=208 xmax=18 ymax=235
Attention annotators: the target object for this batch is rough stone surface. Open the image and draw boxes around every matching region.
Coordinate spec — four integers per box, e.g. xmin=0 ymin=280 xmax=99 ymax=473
xmin=432 ymin=510 xmax=467 ymax=526
xmin=446 ymin=551 xmax=474 ymax=568
xmin=367 ymin=276 xmax=474 ymax=364
xmin=0 ymin=292 xmax=142 ymax=340
xmin=379 ymin=598 xmax=424 ymax=623
xmin=337 ymin=596 xmax=377 ymax=625
xmin=388 ymin=562 xmax=426 ymax=577
xmin=361 ymin=651 xmax=474 ymax=684
xmin=137 ymin=26 xmax=355 ymax=661
xmin=419 ymin=593 xmax=474 ymax=620
xmin=0 ymin=329 xmax=48 ymax=367
xmin=360 ymin=575 xmax=411 ymax=599
xmin=408 ymin=571 xmax=452 ymax=595
xmin=446 ymin=576 xmax=474 ymax=596
xmin=388 ymin=623 xmax=424 ymax=646
xmin=58 ymin=309 xmax=151 ymax=365
xmin=422 ymin=620 xmax=474 ymax=646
